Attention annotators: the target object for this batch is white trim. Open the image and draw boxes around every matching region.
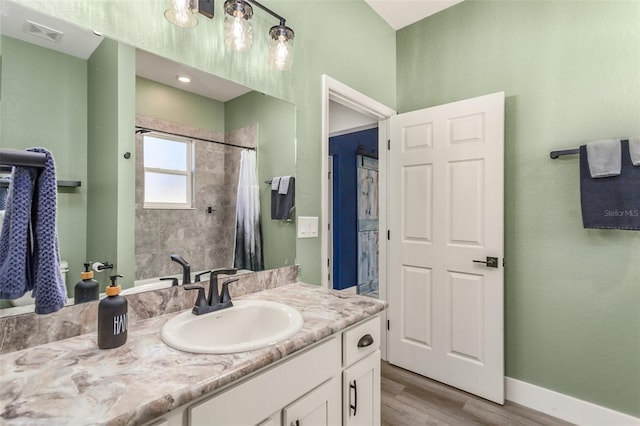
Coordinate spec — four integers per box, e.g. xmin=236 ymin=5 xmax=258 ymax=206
xmin=506 ymin=377 xmax=640 ymax=426
xmin=321 ymin=75 xmax=395 ymax=362
xmin=329 ymin=122 xmax=379 ymax=138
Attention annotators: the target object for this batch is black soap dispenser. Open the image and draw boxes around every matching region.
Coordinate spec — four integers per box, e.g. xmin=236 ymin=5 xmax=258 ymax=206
xmin=98 ymin=275 xmax=128 ymax=349
xmin=74 ymin=262 xmax=100 ymax=304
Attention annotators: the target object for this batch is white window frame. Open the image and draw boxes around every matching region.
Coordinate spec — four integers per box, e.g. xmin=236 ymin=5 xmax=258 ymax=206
xmin=142 ymin=132 xmax=194 ymax=210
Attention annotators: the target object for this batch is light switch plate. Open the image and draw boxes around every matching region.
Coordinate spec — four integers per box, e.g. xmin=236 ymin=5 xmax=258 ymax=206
xmin=297 ymin=216 xmax=319 ymax=238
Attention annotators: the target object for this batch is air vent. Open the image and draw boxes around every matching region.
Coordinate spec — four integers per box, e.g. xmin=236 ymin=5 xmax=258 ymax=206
xmin=22 ymin=20 xmax=63 ymax=43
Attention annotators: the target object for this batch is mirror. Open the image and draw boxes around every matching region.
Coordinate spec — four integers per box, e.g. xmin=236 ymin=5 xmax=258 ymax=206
xmin=0 ymin=1 xmax=297 ymax=313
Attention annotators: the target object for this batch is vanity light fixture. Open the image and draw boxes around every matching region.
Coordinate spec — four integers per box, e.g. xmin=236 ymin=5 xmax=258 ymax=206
xmin=224 ymin=0 xmax=295 ymax=70
xmin=164 ymin=0 xmax=294 ymax=70
xmin=176 ymin=75 xmax=192 ymax=83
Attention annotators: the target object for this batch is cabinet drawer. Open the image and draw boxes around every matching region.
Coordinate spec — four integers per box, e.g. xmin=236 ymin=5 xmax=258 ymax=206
xmin=342 ymin=315 xmax=379 ymax=367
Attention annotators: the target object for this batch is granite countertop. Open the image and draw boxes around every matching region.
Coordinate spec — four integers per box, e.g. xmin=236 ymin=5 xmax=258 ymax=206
xmin=0 ymin=283 xmax=386 ymax=426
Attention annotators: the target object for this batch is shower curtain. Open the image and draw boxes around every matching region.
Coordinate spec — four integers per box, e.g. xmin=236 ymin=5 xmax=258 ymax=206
xmin=234 ymin=149 xmax=264 ymax=271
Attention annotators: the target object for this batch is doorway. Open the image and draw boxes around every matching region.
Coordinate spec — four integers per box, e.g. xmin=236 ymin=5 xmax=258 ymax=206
xmin=329 ymin=127 xmax=379 ymax=294
xmin=321 ymin=75 xmax=395 ymax=357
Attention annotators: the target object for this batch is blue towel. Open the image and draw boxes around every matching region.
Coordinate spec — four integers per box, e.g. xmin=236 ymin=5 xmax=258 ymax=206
xmin=0 ymin=187 xmax=7 ymax=210
xmin=0 ymin=148 xmax=67 ymax=313
xmin=580 ymin=140 xmax=640 ymax=230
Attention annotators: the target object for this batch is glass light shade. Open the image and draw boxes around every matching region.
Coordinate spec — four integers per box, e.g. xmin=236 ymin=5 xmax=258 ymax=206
xmin=268 ymin=25 xmax=294 ymax=70
xmin=165 ymin=0 xmax=199 ymax=28
xmin=224 ymin=0 xmax=253 ymax=52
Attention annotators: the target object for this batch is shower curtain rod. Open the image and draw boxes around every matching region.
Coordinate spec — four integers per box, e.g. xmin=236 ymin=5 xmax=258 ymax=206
xmin=135 ymin=126 xmax=256 ymax=151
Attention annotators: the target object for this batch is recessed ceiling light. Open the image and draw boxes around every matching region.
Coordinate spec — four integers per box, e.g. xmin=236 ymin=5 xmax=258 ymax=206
xmin=176 ymin=75 xmax=192 ymax=83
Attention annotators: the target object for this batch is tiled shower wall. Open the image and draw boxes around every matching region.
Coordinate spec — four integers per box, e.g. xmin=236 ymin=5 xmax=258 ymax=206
xmin=134 ymin=115 xmax=257 ymax=280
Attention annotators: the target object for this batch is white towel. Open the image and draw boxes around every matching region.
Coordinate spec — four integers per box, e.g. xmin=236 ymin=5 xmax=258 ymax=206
xmin=629 ymin=137 xmax=640 ymax=166
xmin=271 ymin=177 xmax=281 ymax=191
xmin=279 ymin=176 xmax=291 ymax=195
xmin=586 ymin=139 xmax=621 ymax=178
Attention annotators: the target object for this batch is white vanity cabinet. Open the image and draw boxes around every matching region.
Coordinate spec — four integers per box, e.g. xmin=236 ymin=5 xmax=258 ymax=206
xmin=148 ymin=314 xmax=381 ymax=426
xmin=341 ymin=316 xmax=381 ymax=426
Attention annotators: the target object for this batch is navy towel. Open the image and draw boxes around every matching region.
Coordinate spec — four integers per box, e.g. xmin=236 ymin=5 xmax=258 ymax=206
xmin=580 ymin=140 xmax=640 ymax=230
xmin=0 ymin=148 xmax=67 ymax=313
xmin=271 ymin=176 xmax=295 ymax=220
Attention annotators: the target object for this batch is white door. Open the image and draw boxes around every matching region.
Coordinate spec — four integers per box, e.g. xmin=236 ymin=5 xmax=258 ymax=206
xmin=387 ymin=92 xmax=505 ymax=403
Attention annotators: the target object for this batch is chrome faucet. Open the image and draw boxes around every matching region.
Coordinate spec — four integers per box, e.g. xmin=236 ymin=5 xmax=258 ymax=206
xmin=170 ymin=254 xmax=191 ymax=285
xmin=183 ymin=268 xmax=239 ymax=315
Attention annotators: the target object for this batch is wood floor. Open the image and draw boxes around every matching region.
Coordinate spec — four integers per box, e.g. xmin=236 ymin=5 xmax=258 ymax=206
xmin=381 ymin=362 xmax=573 ymax=426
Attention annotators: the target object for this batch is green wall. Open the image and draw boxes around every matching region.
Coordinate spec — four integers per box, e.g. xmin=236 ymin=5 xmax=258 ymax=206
xmin=136 ymin=76 xmax=225 ymax=133
xmin=225 ymin=91 xmax=297 ymax=269
xmin=397 ymin=1 xmax=640 ymax=416
xmin=30 ymin=0 xmax=397 ymax=284
xmin=87 ymin=38 xmax=136 ymax=286
xmin=0 ymin=35 xmax=88 ymax=288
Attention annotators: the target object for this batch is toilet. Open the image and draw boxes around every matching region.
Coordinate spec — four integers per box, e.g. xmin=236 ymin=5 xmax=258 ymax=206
xmin=9 ymin=260 xmax=69 ymax=307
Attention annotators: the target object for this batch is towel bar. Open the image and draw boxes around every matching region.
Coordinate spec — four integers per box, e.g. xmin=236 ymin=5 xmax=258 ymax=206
xmin=0 ymin=149 xmax=46 ymax=168
xmin=550 ymin=139 xmax=630 ymax=159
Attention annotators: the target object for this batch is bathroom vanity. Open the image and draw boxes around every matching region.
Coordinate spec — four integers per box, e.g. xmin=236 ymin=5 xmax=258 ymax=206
xmin=153 ymin=313 xmax=380 ymax=426
xmin=0 ymin=282 xmax=385 ymax=425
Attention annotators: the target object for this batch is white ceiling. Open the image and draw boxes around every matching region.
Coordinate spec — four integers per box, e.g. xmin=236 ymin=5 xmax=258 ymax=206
xmin=1 ymin=0 xmax=103 ymax=59
xmin=365 ymin=0 xmax=463 ymax=30
xmin=135 ymin=49 xmax=251 ymax=102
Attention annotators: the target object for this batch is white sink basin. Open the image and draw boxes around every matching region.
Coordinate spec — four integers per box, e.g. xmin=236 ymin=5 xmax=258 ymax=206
xmin=160 ymin=300 xmax=304 ymax=354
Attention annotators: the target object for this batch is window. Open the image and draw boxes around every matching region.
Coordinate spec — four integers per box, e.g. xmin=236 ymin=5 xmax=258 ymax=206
xmin=143 ymin=133 xmax=194 ymax=209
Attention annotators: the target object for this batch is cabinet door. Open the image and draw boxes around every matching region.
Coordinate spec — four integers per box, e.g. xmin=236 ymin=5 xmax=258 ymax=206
xmin=343 ymin=351 xmax=380 ymax=426
xmin=282 ymin=377 xmax=341 ymax=426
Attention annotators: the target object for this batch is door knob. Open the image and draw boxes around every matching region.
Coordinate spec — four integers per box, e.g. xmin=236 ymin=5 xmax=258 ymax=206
xmin=473 ymin=256 xmax=499 ymax=268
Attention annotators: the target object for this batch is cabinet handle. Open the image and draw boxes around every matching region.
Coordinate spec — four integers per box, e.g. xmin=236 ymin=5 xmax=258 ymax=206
xmin=349 ymin=380 xmax=358 ymax=416
xmin=357 ymin=333 xmax=374 ymax=348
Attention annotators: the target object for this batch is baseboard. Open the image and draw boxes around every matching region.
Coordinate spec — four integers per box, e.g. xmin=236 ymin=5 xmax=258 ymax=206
xmin=505 ymin=377 xmax=640 ymax=426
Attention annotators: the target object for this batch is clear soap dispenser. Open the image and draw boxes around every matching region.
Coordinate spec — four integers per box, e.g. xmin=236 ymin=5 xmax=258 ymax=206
xmin=98 ymin=274 xmax=128 ymax=349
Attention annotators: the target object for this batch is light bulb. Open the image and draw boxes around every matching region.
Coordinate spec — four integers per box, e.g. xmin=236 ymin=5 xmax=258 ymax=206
xmin=165 ymin=0 xmax=198 ymax=28
xmin=268 ymin=25 xmax=294 ymax=70
xmin=224 ymin=0 xmax=253 ymax=52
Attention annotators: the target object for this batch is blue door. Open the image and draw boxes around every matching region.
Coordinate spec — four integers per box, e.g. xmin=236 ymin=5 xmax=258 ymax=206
xmin=328 ymin=128 xmax=378 ymax=291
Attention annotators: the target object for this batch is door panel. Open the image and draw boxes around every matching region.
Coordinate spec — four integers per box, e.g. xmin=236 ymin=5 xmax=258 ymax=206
xmin=448 ymin=271 xmax=483 ymax=362
xmin=401 ymin=266 xmax=432 ymax=348
xmin=448 ymin=159 xmax=484 ymax=245
xmin=388 ymin=92 xmax=504 ymax=404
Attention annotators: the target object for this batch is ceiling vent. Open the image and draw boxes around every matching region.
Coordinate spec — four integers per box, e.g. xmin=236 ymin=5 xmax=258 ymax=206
xmin=22 ymin=20 xmax=64 ymax=44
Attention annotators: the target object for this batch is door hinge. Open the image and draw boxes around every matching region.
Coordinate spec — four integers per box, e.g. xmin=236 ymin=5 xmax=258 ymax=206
xmin=328 ymin=171 xmax=331 ymax=179
xmin=327 ymin=258 xmax=330 ymax=267
xmin=387 ymin=230 xmax=390 ymax=240
xmin=387 ymin=139 xmax=391 ymax=150
xmin=387 ymin=320 xmax=390 ymax=331
xmin=328 ymin=222 xmax=331 ymax=231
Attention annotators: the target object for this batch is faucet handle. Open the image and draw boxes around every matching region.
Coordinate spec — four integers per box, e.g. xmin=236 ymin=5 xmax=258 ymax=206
xmin=219 ymin=278 xmax=240 ymax=305
xmin=207 ymin=268 xmax=238 ymax=305
xmin=194 ymin=270 xmax=212 ymax=282
xmin=183 ymin=285 xmax=207 ymax=313
xmin=160 ymin=277 xmax=179 ymax=287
